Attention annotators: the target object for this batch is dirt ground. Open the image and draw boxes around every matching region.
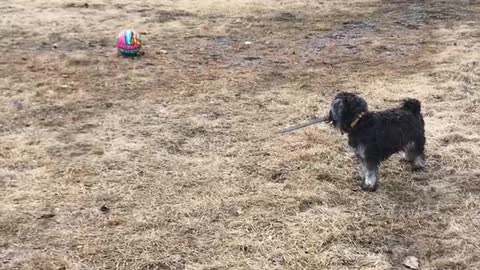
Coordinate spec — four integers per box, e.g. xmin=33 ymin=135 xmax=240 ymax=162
xmin=1 ymin=0 xmax=480 ymax=269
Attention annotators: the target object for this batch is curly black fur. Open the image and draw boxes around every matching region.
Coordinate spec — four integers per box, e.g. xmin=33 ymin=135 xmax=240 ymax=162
xmin=327 ymin=92 xmax=426 ymax=191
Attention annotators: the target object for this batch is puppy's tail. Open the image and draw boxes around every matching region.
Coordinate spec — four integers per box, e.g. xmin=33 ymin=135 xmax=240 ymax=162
xmin=401 ymin=99 xmax=421 ymax=115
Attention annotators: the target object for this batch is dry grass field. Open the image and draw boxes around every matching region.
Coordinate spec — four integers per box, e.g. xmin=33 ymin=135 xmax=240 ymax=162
xmin=1 ymin=0 xmax=480 ymax=269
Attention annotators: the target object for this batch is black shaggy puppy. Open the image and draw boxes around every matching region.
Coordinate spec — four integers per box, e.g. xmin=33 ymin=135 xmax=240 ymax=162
xmin=327 ymin=92 xmax=426 ymax=191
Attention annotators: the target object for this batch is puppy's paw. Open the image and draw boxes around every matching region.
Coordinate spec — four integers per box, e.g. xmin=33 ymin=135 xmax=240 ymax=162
xmin=411 ymin=157 xmax=426 ymax=171
xmin=411 ymin=166 xmax=425 ymax=172
xmin=361 ymin=183 xmax=378 ymax=192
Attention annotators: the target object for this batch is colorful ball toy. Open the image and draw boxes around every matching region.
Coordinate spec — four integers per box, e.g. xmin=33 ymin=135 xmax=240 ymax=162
xmin=115 ymin=30 xmax=142 ymax=56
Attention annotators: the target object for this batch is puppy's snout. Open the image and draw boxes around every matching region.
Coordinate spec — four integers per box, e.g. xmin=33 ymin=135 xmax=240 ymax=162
xmin=327 ymin=109 xmax=337 ymax=126
xmin=327 ymin=109 xmax=333 ymax=123
xmin=326 ymin=112 xmax=335 ymax=124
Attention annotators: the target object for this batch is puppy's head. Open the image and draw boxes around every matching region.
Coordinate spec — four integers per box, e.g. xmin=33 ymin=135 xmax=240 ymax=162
xmin=327 ymin=92 xmax=368 ymax=132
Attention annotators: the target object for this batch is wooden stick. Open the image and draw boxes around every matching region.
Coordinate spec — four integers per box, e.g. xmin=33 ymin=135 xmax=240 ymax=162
xmin=277 ymin=116 xmax=328 ymax=134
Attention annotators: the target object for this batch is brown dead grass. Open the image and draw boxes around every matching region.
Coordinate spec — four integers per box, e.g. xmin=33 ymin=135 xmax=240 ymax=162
xmin=1 ymin=0 xmax=480 ymax=269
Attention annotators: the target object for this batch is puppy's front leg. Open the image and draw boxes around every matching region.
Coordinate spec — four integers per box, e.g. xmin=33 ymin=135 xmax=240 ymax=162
xmin=362 ymin=162 xmax=379 ymax=192
xmin=359 ymin=159 xmax=366 ymax=180
xmin=354 ymin=145 xmax=367 ymax=180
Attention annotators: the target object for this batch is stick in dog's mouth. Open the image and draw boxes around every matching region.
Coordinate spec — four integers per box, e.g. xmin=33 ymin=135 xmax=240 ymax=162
xmin=277 ymin=116 xmax=329 ymax=134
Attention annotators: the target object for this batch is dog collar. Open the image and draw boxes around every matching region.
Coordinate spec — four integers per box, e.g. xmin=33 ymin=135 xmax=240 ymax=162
xmin=350 ymin=111 xmax=366 ymax=129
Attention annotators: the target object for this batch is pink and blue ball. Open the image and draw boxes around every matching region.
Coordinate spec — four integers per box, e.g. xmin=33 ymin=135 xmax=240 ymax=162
xmin=116 ymin=30 xmax=142 ymax=56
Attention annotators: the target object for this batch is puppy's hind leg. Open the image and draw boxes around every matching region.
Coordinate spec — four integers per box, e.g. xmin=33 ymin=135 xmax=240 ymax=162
xmin=412 ymin=154 xmax=426 ymax=171
xmin=405 ymin=141 xmax=426 ymax=171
